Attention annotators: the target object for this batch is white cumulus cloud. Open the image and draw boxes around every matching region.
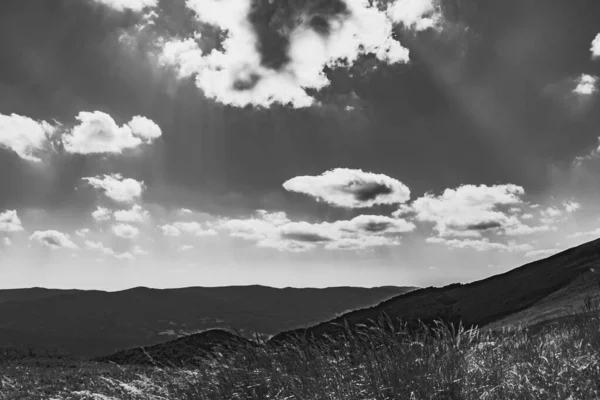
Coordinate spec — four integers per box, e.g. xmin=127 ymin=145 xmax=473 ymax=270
xmin=92 ymin=206 xmax=112 ymax=222
xmin=591 ymin=33 xmax=600 ymax=59
xmin=160 ymin=221 xmax=217 ymax=237
xmin=563 ymin=201 xmax=581 ymax=213
xmin=83 ymin=174 xmax=144 ymax=204
xmin=75 ymin=228 xmax=90 ymax=237
xmin=62 ymin=111 xmax=161 ymax=155
xmin=0 ymin=210 xmax=24 ymax=232
xmin=283 ymin=168 xmax=411 ymax=208
xmin=112 ymin=223 xmax=140 ymax=238
xmin=387 ymin=0 xmax=443 ymax=31
xmin=220 ymin=210 xmax=413 ymax=252
xmin=114 ymin=205 xmax=150 ymax=223
xmin=573 ymin=74 xmax=597 ymax=96
xmin=30 ymin=230 xmax=78 ymax=250
xmin=0 ymin=113 xmax=57 ymax=162
xmin=404 ymin=184 xmax=528 ymax=237
xmin=155 ymin=0 xmax=433 ymax=108
xmin=85 ymin=240 xmax=116 ymax=256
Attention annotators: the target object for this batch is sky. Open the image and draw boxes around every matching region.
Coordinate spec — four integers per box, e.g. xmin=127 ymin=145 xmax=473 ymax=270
xmin=1 ymin=0 xmax=600 ymax=290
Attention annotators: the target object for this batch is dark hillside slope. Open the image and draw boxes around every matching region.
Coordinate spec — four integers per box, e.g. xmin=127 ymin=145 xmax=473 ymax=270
xmin=0 ymin=285 xmax=414 ymax=357
xmin=271 ymin=238 xmax=600 ymax=342
xmin=484 ymin=266 xmax=600 ymax=331
xmin=96 ymin=329 xmax=253 ymax=367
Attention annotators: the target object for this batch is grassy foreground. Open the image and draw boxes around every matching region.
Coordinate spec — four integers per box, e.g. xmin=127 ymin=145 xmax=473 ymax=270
xmin=1 ymin=308 xmax=599 ymax=400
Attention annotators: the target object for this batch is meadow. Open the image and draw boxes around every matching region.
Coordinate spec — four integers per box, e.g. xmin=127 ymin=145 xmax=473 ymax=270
xmin=1 ymin=303 xmax=599 ymax=400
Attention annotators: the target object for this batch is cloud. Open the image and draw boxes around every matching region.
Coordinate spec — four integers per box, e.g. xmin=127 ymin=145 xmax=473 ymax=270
xmin=0 ymin=210 xmax=24 ymax=232
xmin=387 ymin=0 xmax=443 ymax=31
xmin=85 ymin=240 xmax=116 ymax=256
xmin=324 ymin=234 xmax=401 ymax=251
xmin=283 ymin=168 xmax=410 ymax=208
xmin=75 ymin=228 xmax=90 ymax=237
xmin=132 ymin=245 xmax=148 ymax=255
xmin=112 ymin=223 xmax=140 ymax=238
xmin=567 ymin=228 xmax=600 ymax=239
xmin=525 ymin=248 xmax=561 ymax=259
xmin=158 ymin=37 xmax=206 ymax=80
xmin=160 ymin=224 xmax=181 ymax=237
xmin=127 ymin=116 xmax=162 ymax=141
xmin=159 ymin=221 xmax=217 ymax=237
xmin=180 ymin=245 xmax=194 ymax=251
xmin=92 ymin=206 xmax=112 ymax=222
xmin=62 ymin=111 xmax=161 ymax=155
xmin=540 ymin=206 xmax=563 ymax=225
xmin=403 ymin=184 xmax=529 ymax=237
xmin=115 ymin=252 xmax=135 ymax=260
xmin=83 ymin=174 xmax=144 ymax=203
xmin=572 ymin=74 xmax=597 ymax=96
xmin=573 ymin=137 xmax=600 ymax=166
xmin=29 ymin=230 xmax=78 ymax=250
xmin=563 ymin=201 xmax=581 ymax=213
xmin=503 ymin=224 xmax=553 ymax=236
xmin=114 ymin=205 xmax=150 ymax=223
xmin=0 ymin=113 xmax=57 ymax=162
xmin=154 ymin=0 xmax=438 ymax=108
xmin=592 ymin=33 xmax=600 ymax=59
xmin=91 ymin=0 xmax=157 ymax=12
xmin=427 ymin=237 xmax=533 ymax=253
xmin=220 ymin=210 xmax=413 ymax=251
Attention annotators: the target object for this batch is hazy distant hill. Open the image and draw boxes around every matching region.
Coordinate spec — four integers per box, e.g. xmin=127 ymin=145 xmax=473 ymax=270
xmin=0 ymin=285 xmax=414 ymax=357
xmin=271 ymin=238 xmax=600 ymax=343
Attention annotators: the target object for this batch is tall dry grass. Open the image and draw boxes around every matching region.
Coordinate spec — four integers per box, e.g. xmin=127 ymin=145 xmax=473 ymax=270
xmin=2 ymin=276 xmax=600 ymax=399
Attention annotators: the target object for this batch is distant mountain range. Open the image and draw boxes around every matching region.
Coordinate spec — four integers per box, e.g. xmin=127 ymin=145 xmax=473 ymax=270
xmin=0 ymin=285 xmax=415 ymax=357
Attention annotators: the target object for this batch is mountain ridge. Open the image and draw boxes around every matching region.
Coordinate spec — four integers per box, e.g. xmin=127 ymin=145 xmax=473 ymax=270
xmin=269 ymin=238 xmax=600 ymax=343
xmin=0 ymin=285 xmax=415 ymax=357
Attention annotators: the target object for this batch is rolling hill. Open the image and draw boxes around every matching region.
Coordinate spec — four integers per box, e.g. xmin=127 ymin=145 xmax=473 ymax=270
xmin=0 ymin=285 xmax=414 ymax=357
xmin=95 ymin=328 xmax=255 ymax=367
xmin=270 ymin=238 xmax=600 ymax=343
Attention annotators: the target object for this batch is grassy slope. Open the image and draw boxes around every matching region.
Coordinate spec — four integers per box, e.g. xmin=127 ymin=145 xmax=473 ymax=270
xmin=271 ymin=238 xmax=600 ymax=342
xmin=484 ymin=268 xmax=600 ymax=331
xmin=2 ymin=311 xmax=599 ymax=400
